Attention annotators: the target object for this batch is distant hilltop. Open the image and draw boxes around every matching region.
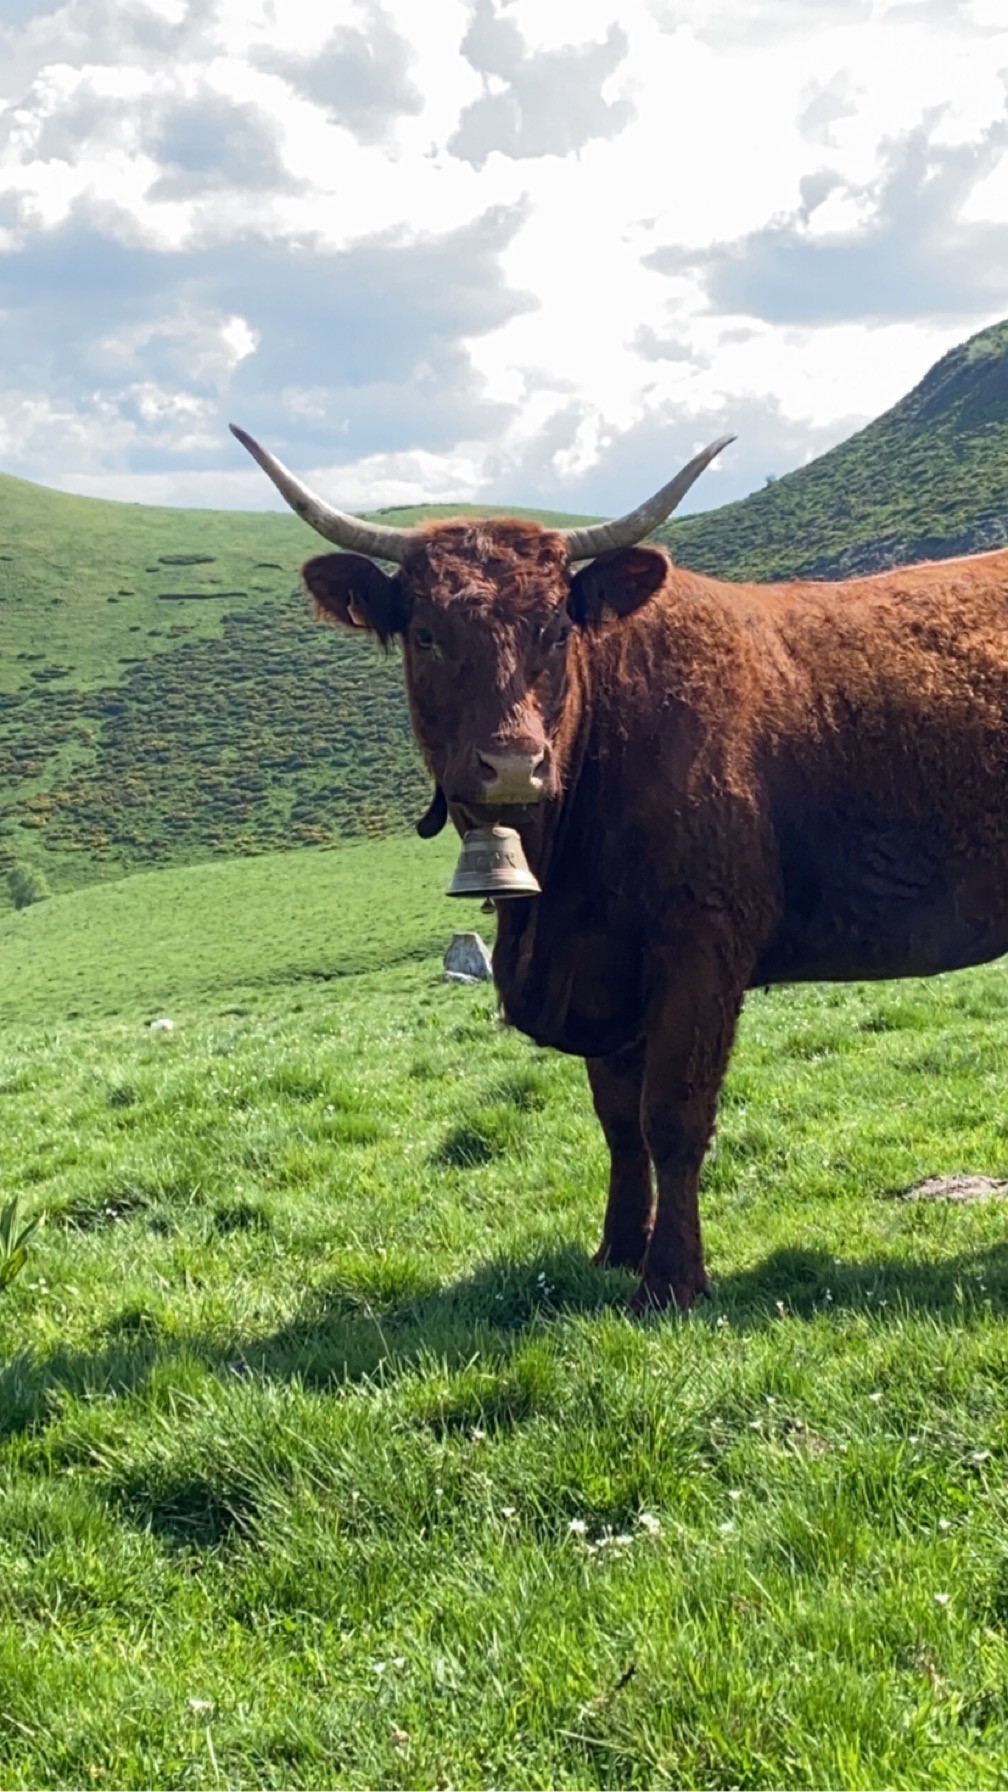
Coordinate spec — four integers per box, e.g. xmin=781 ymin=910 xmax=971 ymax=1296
xmin=663 ymin=317 xmax=1008 ymax=581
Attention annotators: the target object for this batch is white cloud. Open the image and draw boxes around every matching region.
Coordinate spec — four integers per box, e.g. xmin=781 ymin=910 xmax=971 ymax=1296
xmin=0 ymin=0 xmax=1005 ymax=511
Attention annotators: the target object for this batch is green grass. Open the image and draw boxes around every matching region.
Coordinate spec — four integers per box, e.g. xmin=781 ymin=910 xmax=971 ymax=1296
xmin=0 ymin=834 xmax=458 ymax=1025
xmin=3 ymin=846 xmax=1008 ymax=1786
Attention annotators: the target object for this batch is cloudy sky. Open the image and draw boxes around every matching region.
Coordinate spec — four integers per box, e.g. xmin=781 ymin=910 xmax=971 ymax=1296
xmin=0 ymin=0 xmax=1006 ymax=517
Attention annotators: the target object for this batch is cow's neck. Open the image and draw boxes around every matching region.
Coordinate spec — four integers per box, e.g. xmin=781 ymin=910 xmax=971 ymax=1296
xmin=491 ymin=646 xmax=646 ymax=1058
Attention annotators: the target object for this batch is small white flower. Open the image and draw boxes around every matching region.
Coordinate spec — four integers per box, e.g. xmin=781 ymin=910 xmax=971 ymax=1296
xmin=501 ymin=1506 xmax=516 ymax=1519
xmin=934 ymin=1592 xmax=950 ymax=1606
xmin=637 ymin=1511 xmax=661 ymax=1535
xmin=149 ymin=1017 xmax=174 ymax=1033
xmin=971 ymin=1450 xmax=990 ymax=1463
xmin=824 ymin=1288 xmax=833 ymax=1303
xmin=719 ymin=1521 xmax=735 ymax=1535
xmin=471 ymin=1426 xmax=486 ymax=1441
xmin=567 ymin=1517 xmax=588 ymax=1536
xmin=728 ymin=1489 xmax=742 ymax=1502
xmin=537 ymin=1271 xmax=546 ymax=1283
xmin=614 ymin=1533 xmax=633 ymax=1547
xmin=938 ymin=1519 xmax=951 ymax=1531
xmin=869 ymin=1391 xmax=883 ymax=1402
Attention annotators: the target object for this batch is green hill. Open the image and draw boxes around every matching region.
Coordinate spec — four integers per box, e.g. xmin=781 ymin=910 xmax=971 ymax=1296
xmin=2 ymin=316 xmax=1007 ymax=894
xmin=0 ymin=478 xmax=591 ymax=895
xmin=664 ymin=317 xmax=1008 ymax=579
xmin=0 ymin=831 xmax=457 ymax=1025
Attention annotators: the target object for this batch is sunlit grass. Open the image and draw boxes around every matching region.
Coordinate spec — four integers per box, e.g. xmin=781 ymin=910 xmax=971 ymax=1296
xmin=2 ymin=850 xmax=1008 ymax=1785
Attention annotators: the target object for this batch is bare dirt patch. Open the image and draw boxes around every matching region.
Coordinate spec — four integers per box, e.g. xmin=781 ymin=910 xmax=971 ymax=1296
xmin=898 ymin=1173 xmax=1008 ymax=1203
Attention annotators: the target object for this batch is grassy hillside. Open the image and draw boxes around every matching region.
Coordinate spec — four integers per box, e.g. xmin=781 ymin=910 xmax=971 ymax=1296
xmin=664 ymin=317 xmax=1008 ymax=579
xmin=0 ymin=476 xmax=591 ymax=894
xmin=3 ymin=846 xmax=1008 ymax=1785
xmin=0 ymin=833 xmax=458 ymax=1025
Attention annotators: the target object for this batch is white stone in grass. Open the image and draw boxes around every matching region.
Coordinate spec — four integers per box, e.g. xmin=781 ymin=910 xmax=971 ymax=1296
xmin=443 ymin=932 xmax=493 ymax=983
xmin=149 ymin=1017 xmax=174 ymax=1033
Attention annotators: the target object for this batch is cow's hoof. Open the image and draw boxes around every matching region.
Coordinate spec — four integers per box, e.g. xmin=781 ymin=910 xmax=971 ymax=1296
xmin=630 ymin=1271 xmax=710 ymax=1315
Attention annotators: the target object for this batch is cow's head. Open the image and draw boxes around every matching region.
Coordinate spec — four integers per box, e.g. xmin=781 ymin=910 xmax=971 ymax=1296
xmin=230 ymin=425 xmax=733 ymax=833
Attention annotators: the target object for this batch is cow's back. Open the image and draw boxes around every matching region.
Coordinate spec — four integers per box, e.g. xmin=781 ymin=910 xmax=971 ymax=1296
xmin=744 ymin=552 xmax=1008 ymax=982
xmin=589 ymin=550 xmax=1008 ymax=987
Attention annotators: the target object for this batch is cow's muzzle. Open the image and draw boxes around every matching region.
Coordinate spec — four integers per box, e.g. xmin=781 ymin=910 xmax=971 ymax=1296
xmin=474 ymin=748 xmax=550 ymax=806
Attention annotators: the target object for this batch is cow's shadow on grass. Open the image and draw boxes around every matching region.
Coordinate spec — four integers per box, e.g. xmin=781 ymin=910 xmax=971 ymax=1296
xmin=5 ymin=1237 xmax=1008 ymax=1446
xmin=235 ymin=1235 xmax=1008 ymax=1391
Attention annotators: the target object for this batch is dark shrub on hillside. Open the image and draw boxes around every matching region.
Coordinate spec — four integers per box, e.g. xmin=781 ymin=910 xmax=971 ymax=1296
xmin=7 ymin=862 xmax=51 ymax=909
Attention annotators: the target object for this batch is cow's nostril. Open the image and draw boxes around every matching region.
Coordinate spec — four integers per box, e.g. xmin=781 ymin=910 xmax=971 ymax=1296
xmin=475 ymin=748 xmax=549 ymax=801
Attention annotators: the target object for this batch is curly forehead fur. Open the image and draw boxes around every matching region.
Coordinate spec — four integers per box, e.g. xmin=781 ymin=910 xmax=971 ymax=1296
xmin=403 ymin=518 xmax=571 ymax=614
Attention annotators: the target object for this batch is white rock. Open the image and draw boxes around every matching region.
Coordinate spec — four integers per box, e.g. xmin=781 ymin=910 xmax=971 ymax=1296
xmin=443 ymin=932 xmax=493 ymax=983
xmin=149 ymin=1017 xmax=175 ymax=1033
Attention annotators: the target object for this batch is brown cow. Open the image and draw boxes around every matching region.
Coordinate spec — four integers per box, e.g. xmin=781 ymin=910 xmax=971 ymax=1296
xmin=232 ymin=422 xmax=1008 ymax=1312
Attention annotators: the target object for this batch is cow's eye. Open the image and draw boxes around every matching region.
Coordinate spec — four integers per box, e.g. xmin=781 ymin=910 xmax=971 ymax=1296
xmin=549 ymin=624 xmax=571 ymax=652
xmin=413 ymin=628 xmax=436 ymax=651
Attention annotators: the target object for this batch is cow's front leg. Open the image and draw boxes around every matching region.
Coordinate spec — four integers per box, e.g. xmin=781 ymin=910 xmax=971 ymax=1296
xmin=585 ymin=1043 xmax=652 ymax=1273
xmin=633 ymin=933 xmax=749 ymax=1313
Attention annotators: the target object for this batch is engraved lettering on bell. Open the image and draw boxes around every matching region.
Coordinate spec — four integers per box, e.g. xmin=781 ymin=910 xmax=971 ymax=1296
xmin=446 ymin=825 xmax=542 ymax=900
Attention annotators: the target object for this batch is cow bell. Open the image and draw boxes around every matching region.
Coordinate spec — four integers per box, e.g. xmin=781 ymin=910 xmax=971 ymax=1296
xmin=446 ymin=825 xmax=541 ymax=900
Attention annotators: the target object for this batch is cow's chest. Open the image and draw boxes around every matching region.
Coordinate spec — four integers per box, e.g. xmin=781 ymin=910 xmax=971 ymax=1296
xmin=492 ymin=889 xmax=645 ymax=1058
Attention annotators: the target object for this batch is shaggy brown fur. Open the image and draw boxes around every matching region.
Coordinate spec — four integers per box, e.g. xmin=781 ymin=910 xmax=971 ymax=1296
xmin=304 ymin=525 xmax=1008 ymax=1312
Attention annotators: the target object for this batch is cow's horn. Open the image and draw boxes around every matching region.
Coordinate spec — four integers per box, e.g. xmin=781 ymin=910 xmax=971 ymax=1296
xmin=561 ymin=435 xmax=736 ymax=562
xmin=230 ymin=424 xmax=417 ymax=565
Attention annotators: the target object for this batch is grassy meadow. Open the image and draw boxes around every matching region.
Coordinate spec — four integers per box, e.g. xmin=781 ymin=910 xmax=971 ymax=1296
xmin=3 ymin=842 xmax=1008 ymax=1787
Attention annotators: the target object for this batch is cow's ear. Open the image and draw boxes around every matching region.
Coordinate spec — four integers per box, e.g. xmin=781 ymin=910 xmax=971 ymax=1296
xmin=415 ymin=784 xmax=448 ymax=839
xmin=567 ymin=546 xmax=668 ymax=628
xmin=302 ymin=553 xmax=406 ymax=645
